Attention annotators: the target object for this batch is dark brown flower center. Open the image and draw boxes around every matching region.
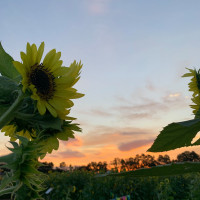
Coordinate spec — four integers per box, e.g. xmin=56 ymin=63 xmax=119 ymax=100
xmin=29 ymin=64 xmax=55 ymax=100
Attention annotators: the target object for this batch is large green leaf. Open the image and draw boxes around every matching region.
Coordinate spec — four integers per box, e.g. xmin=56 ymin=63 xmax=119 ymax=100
xmin=148 ymin=119 xmax=200 ymax=152
xmin=0 ymin=42 xmax=21 ymax=81
xmin=106 ymin=162 xmax=200 ymax=177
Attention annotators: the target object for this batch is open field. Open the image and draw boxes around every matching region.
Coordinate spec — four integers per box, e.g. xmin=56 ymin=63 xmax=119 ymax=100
xmin=2 ymin=170 xmax=200 ymax=200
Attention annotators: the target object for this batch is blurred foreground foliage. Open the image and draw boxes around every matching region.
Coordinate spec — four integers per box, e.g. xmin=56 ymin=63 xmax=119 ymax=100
xmin=40 ymin=171 xmax=200 ymax=200
xmin=2 ymin=170 xmax=200 ymax=200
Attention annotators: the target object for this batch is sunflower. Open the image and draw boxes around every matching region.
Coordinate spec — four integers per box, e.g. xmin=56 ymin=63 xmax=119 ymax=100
xmin=13 ymin=42 xmax=84 ymax=119
xmin=182 ymin=68 xmax=200 ymax=115
xmin=1 ymin=124 xmax=35 ymax=142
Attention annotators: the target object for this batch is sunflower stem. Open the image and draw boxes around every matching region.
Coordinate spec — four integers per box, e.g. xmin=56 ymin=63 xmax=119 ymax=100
xmin=0 ymin=90 xmax=25 ymax=129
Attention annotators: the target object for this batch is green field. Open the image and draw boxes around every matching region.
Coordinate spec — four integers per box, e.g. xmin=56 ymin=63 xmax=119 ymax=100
xmin=32 ymin=171 xmax=200 ymax=200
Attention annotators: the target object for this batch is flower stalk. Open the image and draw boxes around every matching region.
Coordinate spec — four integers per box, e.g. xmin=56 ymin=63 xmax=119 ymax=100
xmin=0 ymin=42 xmax=84 ymax=199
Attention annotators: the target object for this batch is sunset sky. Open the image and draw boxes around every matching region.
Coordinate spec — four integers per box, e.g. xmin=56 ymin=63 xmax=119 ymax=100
xmin=1 ymin=0 xmax=200 ymax=166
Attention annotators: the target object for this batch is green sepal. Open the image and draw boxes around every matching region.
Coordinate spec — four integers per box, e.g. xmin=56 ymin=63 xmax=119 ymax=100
xmin=148 ymin=119 xmax=200 ymax=152
xmin=0 ymin=186 xmax=17 ymax=196
xmin=0 ymin=173 xmax=18 ymax=190
xmin=0 ymin=42 xmax=21 ymax=82
xmin=10 ymin=141 xmax=19 ymax=149
xmin=56 ymin=129 xmax=74 ymax=140
xmin=17 ymin=135 xmax=29 ymax=146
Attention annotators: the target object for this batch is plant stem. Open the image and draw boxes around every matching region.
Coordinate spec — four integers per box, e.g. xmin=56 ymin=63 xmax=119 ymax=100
xmin=0 ymin=90 xmax=25 ymax=129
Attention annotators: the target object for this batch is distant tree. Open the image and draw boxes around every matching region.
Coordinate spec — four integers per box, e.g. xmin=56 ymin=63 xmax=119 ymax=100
xmin=99 ymin=161 xmax=108 ymax=172
xmin=69 ymin=164 xmax=73 ymax=171
xmin=111 ymin=158 xmax=121 ymax=170
xmin=120 ymin=159 xmax=126 ymax=171
xmin=177 ymin=151 xmax=200 ymax=162
xmin=126 ymin=157 xmax=136 ymax=170
xmin=89 ymin=162 xmax=98 ymax=172
xmin=60 ymin=162 xmax=67 ymax=169
xmin=138 ymin=154 xmax=157 ymax=168
xmin=54 ymin=167 xmax=64 ymax=172
xmin=77 ymin=166 xmax=87 ymax=171
xmin=38 ymin=162 xmax=54 ymax=173
xmin=145 ymin=154 xmax=158 ymax=167
xmin=86 ymin=163 xmax=92 ymax=171
xmin=157 ymin=155 xmax=171 ymax=164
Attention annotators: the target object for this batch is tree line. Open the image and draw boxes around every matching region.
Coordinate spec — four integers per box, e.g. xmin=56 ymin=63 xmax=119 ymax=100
xmin=34 ymin=150 xmax=200 ymax=174
xmin=2 ymin=150 xmax=198 ymax=174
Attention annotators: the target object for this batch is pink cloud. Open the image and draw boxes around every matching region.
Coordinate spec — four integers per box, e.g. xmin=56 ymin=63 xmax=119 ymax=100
xmin=62 ymin=137 xmax=82 ymax=147
xmin=56 ymin=149 xmax=85 ymax=158
xmin=118 ymin=139 xmax=154 ymax=151
xmin=87 ymin=0 xmax=109 ymax=15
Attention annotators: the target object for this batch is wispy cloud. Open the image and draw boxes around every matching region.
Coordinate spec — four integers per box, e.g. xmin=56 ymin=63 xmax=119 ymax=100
xmin=145 ymin=80 xmax=156 ymax=91
xmin=86 ymin=0 xmax=110 ymax=15
xmin=54 ymin=149 xmax=85 ymax=158
xmin=61 ymin=138 xmax=82 ymax=147
xmin=82 ymin=126 xmax=153 ymax=147
xmin=118 ymin=139 xmax=154 ymax=151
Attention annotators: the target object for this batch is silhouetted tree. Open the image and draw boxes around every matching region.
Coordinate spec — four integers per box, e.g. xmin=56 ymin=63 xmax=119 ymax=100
xmin=38 ymin=162 xmax=54 ymax=173
xmin=120 ymin=159 xmax=126 ymax=171
xmin=97 ymin=161 xmax=108 ymax=172
xmin=69 ymin=164 xmax=73 ymax=171
xmin=111 ymin=157 xmax=121 ymax=170
xmin=177 ymin=151 xmax=200 ymax=162
xmin=157 ymin=155 xmax=171 ymax=164
xmin=125 ymin=157 xmax=136 ymax=170
xmin=60 ymin=161 xmax=67 ymax=169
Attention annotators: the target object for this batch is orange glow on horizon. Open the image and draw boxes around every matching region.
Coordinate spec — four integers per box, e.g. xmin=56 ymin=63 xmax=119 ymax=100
xmin=41 ymin=143 xmax=200 ymax=167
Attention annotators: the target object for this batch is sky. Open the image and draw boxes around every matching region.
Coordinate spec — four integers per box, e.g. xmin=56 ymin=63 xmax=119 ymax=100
xmin=1 ymin=0 xmax=200 ymax=166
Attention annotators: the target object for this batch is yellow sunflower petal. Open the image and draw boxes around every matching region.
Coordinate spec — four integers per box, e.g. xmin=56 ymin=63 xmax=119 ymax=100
xmin=55 ymin=76 xmax=80 ymax=88
xmin=36 ymin=42 xmax=44 ymax=64
xmin=49 ymin=60 xmax=63 ymax=73
xmin=43 ymin=49 xmax=56 ymax=67
xmin=13 ymin=61 xmax=26 ymax=77
xmin=20 ymin=52 xmax=30 ymax=71
xmin=53 ymin=67 xmax=70 ymax=77
xmin=55 ymin=88 xmax=84 ymax=99
xmin=37 ymin=100 xmax=46 ymax=115
xmin=26 ymin=42 xmax=33 ymax=66
xmin=57 ymin=109 xmax=71 ymax=119
xmin=50 ymin=96 xmax=74 ymax=108
xmin=31 ymin=44 xmax=37 ymax=65
xmin=64 ymin=116 xmax=77 ymax=120
xmin=47 ymin=52 xmax=61 ymax=69
xmin=45 ymin=102 xmax=57 ymax=117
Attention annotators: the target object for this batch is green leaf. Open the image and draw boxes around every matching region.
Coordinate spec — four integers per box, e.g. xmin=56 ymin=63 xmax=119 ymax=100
xmin=148 ymin=119 xmax=200 ymax=152
xmin=0 ymin=42 xmax=20 ymax=81
xmin=35 ymin=116 xmax=63 ymax=131
xmin=107 ymin=162 xmax=200 ymax=177
xmin=16 ymin=113 xmax=63 ymax=131
xmin=0 ymin=153 xmax=14 ymax=164
xmin=21 ymin=164 xmax=40 ymax=175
